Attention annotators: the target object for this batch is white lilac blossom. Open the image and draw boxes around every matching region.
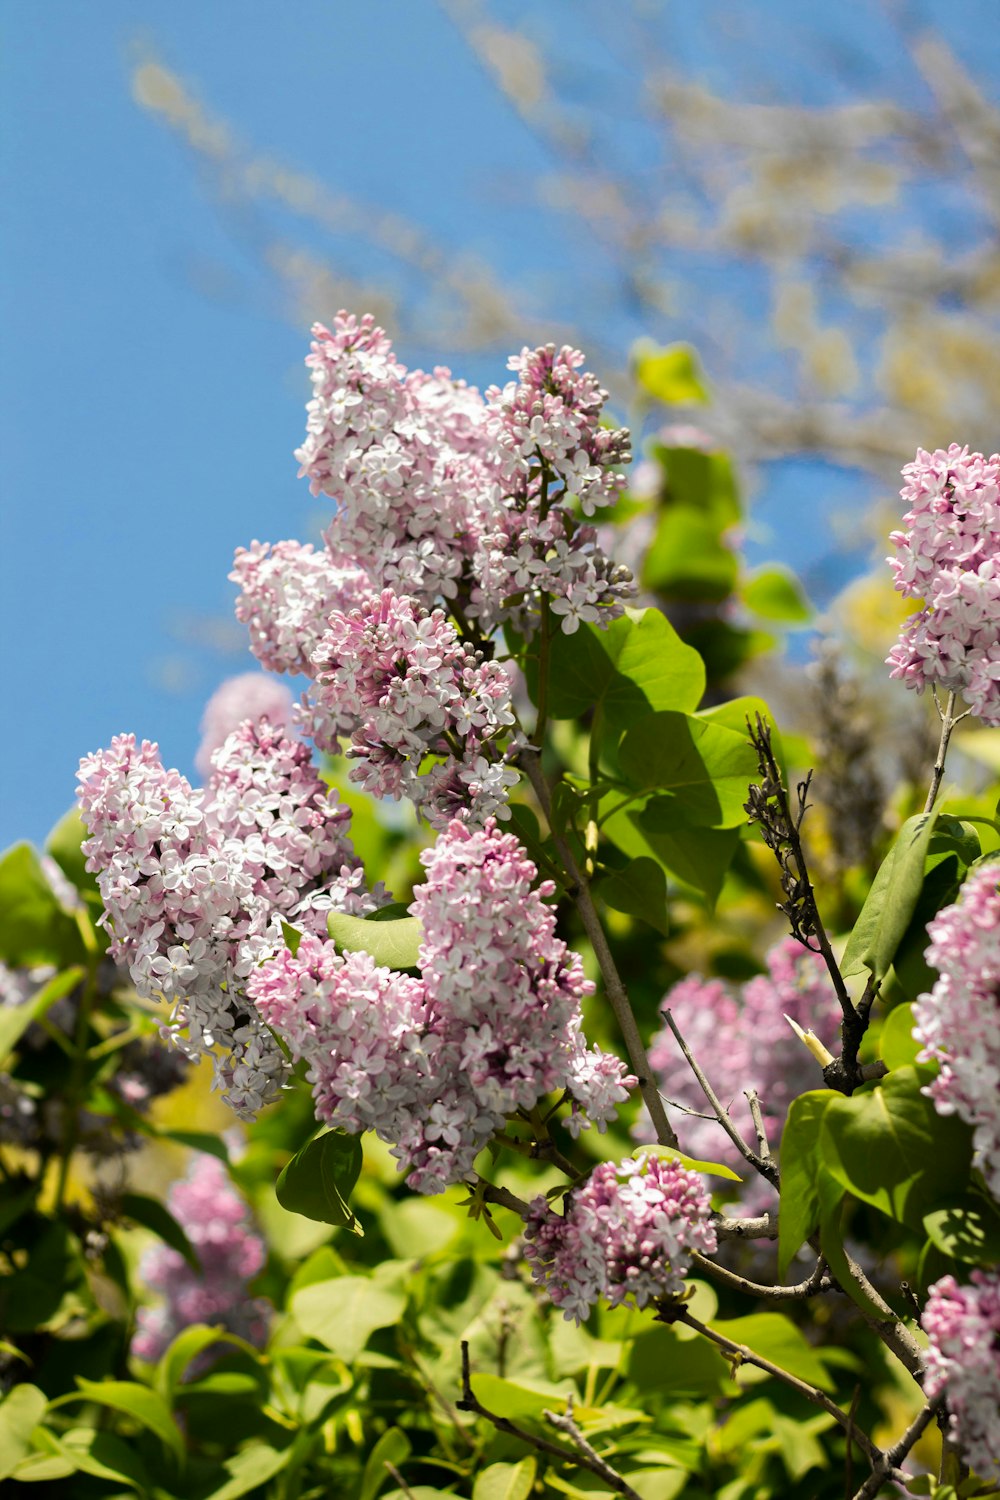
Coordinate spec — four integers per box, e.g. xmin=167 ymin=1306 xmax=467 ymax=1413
xmin=644 ymin=940 xmax=838 ymax=1205
xmin=195 ymin=672 xmax=296 ymax=779
xmin=248 ymin=818 xmax=633 ymax=1195
xmin=131 ymin=1154 xmax=270 ymax=1365
xmin=230 ymin=539 xmax=368 ymax=679
xmin=524 ymin=1155 xmax=717 ymax=1324
xmin=77 ymin=721 xmax=381 ymax=1118
xmin=913 ymin=863 xmax=1000 ymax=1198
xmin=887 ymin=445 xmax=1000 ymax=722
xmin=922 ymin=1270 xmax=1000 ymax=1481
xmin=288 ymin=311 xmax=634 ymax=636
xmin=310 ymin=588 xmax=517 ymax=826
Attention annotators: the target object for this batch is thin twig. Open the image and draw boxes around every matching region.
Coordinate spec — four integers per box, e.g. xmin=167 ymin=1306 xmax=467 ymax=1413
xmin=543 ymin=1396 xmax=642 ymax=1498
xmin=520 ymin=747 xmax=678 ymax=1148
xmin=661 ymin=1009 xmax=777 ymax=1186
xmin=924 ymin=688 xmax=970 ymax=813
xmin=671 ymin=1309 xmax=885 ymax=1469
xmin=744 ymin=1089 xmax=772 ymax=1165
xmin=384 ymin=1462 xmax=418 ymax=1500
xmin=474 ymin=1176 xmax=533 ymax=1218
xmin=457 ymin=1342 xmax=642 ymax=1500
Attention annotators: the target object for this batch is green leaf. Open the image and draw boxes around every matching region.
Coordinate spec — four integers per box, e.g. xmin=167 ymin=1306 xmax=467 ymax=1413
xmin=327 ymin=911 xmax=421 ymax=971
xmin=923 ymin=1196 xmax=1000 ymax=1265
xmin=44 ymin=807 xmax=95 ymax=896
xmin=741 ymin=566 xmax=812 ymax=625
xmin=291 ymin=1275 xmax=406 ymax=1362
xmin=203 ymin=1444 xmax=290 ymax=1500
xmin=472 ymin=1459 xmax=537 ymax=1500
xmin=696 ymin=695 xmax=786 ymax=772
xmin=879 ymin=1003 xmax=923 ymax=1071
xmin=643 ymin=506 xmax=739 ymax=602
xmin=633 ymin=342 xmax=709 ymax=405
xmin=655 ymin=447 xmax=740 ymax=524
xmin=841 ymin=810 xmax=941 ymax=981
xmin=820 ymin=1067 xmax=973 ymax=1230
xmin=276 ymin=1131 xmax=364 ymax=1232
xmin=62 ymin=1377 xmax=184 ymax=1459
xmin=892 ymin=820 xmax=981 ymax=999
xmin=628 ymin=815 xmax=740 ymax=908
xmin=535 ymin=608 xmax=705 ymax=727
xmin=0 ymin=843 xmax=86 ymax=968
xmin=627 ymin=1325 xmax=729 ymax=1396
xmin=0 ymin=1384 xmax=47 ymax=1481
xmin=280 ymin=920 xmax=302 ymax=958
xmin=360 ymin=1427 xmax=413 ymax=1500
xmin=710 ymin=1313 xmax=833 ymax=1391
xmin=159 ymin=1129 xmax=230 ymax=1163
xmin=818 ymin=1200 xmax=891 ymax=1319
xmin=0 ymin=966 xmax=82 ymax=1065
xmin=778 ymin=1092 xmax=840 ymax=1278
xmin=29 ymin=1427 xmax=149 ymax=1490
xmin=634 ymin=1144 xmax=741 ymax=1182
xmin=597 ymin=857 xmax=670 ymax=935
xmin=120 ymin=1192 xmax=199 ymax=1271
xmin=155 ymin=1325 xmax=260 ymax=1397
xmin=618 ymin=713 xmax=758 ymax=825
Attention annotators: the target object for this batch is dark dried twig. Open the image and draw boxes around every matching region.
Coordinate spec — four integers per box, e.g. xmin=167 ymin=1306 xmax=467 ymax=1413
xmin=849 ymin=1399 xmax=943 ymax=1500
xmin=543 ymin=1395 xmax=641 ymax=1497
xmin=457 ymin=1341 xmax=642 ymax=1500
xmin=690 ymin=1250 xmax=831 ymax=1301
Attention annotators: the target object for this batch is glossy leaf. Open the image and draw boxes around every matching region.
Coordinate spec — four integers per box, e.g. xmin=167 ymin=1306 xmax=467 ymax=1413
xmin=618 ymin=713 xmax=757 ymax=825
xmin=276 ymin=1131 xmax=364 ymax=1231
xmin=710 ymin=1313 xmax=833 ymax=1391
xmin=30 ymin=1427 xmax=149 ymax=1490
xmin=634 ymin=1144 xmax=742 ymax=1182
xmin=878 ymin=1003 xmax=924 ymax=1071
xmin=820 ymin=1067 xmax=973 ymax=1230
xmin=841 ymin=810 xmax=941 ymax=981
xmin=598 ymin=856 xmax=670 ymax=935
xmin=291 ymin=1275 xmax=406 ymax=1362
xmin=892 ymin=819 xmax=980 ymax=999
xmin=472 ymin=1459 xmax=537 ymax=1500
xmin=327 ymin=910 xmax=422 ymax=971
xmin=65 ymin=1377 xmax=184 ymax=1459
xmin=778 ymin=1092 xmax=840 ymax=1278
xmin=203 ymin=1444 xmax=290 ymax=1500
xmin=633 ymin=341 xmax=708 ymax=405
xmin=535 ymin=607 xmax=705 ymax=727
xmin=120 ymin=1192 xmax=199 ymax=1271
xmin=629 ymin=814 xmax=740 ymax=907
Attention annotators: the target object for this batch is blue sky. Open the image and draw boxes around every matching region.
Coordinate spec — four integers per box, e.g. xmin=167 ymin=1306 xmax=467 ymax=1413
xmin=3 ymin=0 xmax=998 ymax=846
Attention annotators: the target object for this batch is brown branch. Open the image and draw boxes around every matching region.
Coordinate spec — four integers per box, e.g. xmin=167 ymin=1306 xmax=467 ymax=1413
xmin=849 ymin=1399 xmax=943 ymax=1500
xmin=714 ymin=1210 xmax=778 ymax=1242
xmin=690 ymin=1250 xmax=831 ymax=1302
xmin=543 ymin=1396 xmax=643 ymax=1498
xmin=744 ymin=1088 xmax=773 ymax=1166
xmin=671 ymin=1309 xmax=885 ymax=1470
xmin=520 ymin=747 xmax=678 ymax=1148
xmin=457 ymin=1341 xmax=642 ymax=1500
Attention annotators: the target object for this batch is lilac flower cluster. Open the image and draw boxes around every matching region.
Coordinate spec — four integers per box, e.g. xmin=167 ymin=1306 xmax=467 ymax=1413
xmin=132 ymin=1154 xmax=270 ymax=1365
xmin=231 ymin=539 xmax=368 ymax=678
xmin=248 ymin=818 xmax=632 ymax=1194
xmin=913 ymin=863 xmax=1000 ymax=1198
xmin=77 ymin=719 xmax=381 ymax=1117
xmin=310 ymin=588 xmax=518 ymax=826
xmin=524 ymin=1155 xmax=717 ymax=1323
xmin=288 ymin=311 xmax=634 ymax=636
xmin=922 ymin=1269 xmax=1000 ymax=1480
xmin=887 ymin=445 xmax=1000 ymax=722
xmin=644 ymin=939 xmax=838 ymax=1188
xmin=195 ymin=672 xmax=295 ymax=779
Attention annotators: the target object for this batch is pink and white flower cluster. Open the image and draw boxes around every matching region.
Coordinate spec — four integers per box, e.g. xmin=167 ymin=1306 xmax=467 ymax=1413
xmin=644 ymin=939 xmax=838 ymax=1192
xmin=922 ymin=1269 xmax=1000 ymax=1480
xmin=247 ymin=818 xmax=632 ymax=1194
xmin=887 ymin=445 xmax=1000 ymax=722
xmin=132 ymin=1154 xmax=270 ymax=1365
xmin=524 ymin=1154 xmax=717 ymax=1323
xmin=288 ymin=311 xmax=634 ymax=636
xmin=195 ymin=672 xmax=296 ymax=779
xmin=77 ymin=720 xmax=381 ymax=1117
xmin=913 ymin=863 xmax=1000 ymax=1198
xmin=310 ymin=588 xmax=517 ymax=827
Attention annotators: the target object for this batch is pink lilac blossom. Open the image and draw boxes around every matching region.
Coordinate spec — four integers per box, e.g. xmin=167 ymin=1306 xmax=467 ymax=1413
xmin=248 ymin=818 xmax=632 ymax=1195
xmin=309 ymin=588 xmax=518 ymax=826
xmin=195 ymin=673 xmax=296 ymax=778
xmin=230 ymin=539 xmax=368 ymax=678
xmin=644 ymin=940 xmax=839 ymax=1202
xmin=77 ymin=722 xmax=380 ymax=1118
xmin=912 ymin=863 xmax=1000 ymax=1198
xmin=131 ymin=1154 xmax=270 ymax=1365
xmin=922 ymin=1270 xmax=1000 ymax=1480
xmin=887 ymin=445 xmax=1000 ymax=723
xmin=290 ymin=312 xmax=634 ymax=636
xmin=524 ymin=1155 xmax=717 ymax=1324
